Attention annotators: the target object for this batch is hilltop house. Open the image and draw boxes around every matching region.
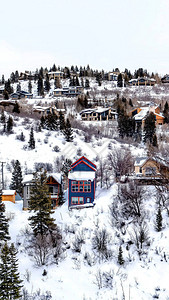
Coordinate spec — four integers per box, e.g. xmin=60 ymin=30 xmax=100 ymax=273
xmin=129 ymin=105 xmax=164 ymax=129
xmin=80 ymin=107 xmax=118 ymax=121
xmin=48 ymin=71 xmax=63 ymax=80
xmin=129 ymin=77 xmax=156 ymax=86
xmin=68 ymin=156 xmax=96 ymax=209
xmin=161 ymin=75 xmax=169 ymax=84
xmin=23 ymin=173 xmax=62 ymax=210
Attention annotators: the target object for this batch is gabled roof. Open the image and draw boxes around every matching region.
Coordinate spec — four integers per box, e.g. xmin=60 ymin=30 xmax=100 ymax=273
xmin=23 ymin=173 xmax=62 ymax=184
xmin=70 ymin=156 xmax=96 ymax=171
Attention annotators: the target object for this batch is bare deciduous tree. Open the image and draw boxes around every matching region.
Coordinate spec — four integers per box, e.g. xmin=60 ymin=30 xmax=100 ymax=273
xmin=108 ymin=146 xmax=134 ymax=180
xmin=117 ymin=181 xmax=145 ymax=219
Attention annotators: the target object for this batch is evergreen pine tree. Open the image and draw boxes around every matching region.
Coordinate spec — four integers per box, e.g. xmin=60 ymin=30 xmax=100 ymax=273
xmin=44 ymin=113 xmax=58 ymax=131
xmin=28 ymin=171 xmax=56 ymax=237
xmin=143 ymin=112 xmax=156 ymax=144
xmin=0 ymin=242 xmax=11 ymax=299
xmin=0 ymin=242 xmax=23 ymax=299
xmin=117 ymin=245 xmax=124 ymax=265
xmin=44 ymin=73 xmax=50 ymax=92
xmin=28 ymin=80 xmax=32 ymax=94
xmin=28 ymin=127 xmax=35 ymax=149
xmin=129 ymin=98 xmax=133 ymax=107
xmin=16 ymin=83 xmax=21 ymax=92
xmin=63 ymin=118 xmax=73 ymax=142
xmin=12 ymin=102 xmax=20 ymax=114
xmin=0 ymin=190 xmax=10 ymax=246
xmin=58 ymin=180 xmax=64 ymax=206
xmin=7 ymin=116 xmax=13 ymax=133
xmin=152 ymin=134 xmax=158 ymax=147
xmin=3 ymin=89 xmax=9 ymax=100
xmin=117 ymin=73 xmax=123 ymax=87
xmin=61 ymin=159 xmax=72 ymax=177
xmin=0 ymin=110 xmax=6 ymax=123
xmin=37 ymin=76 xmax=44 ymax=97
xmin=163 ymin=101 xmax=169 ymax=123
xmin=10 ymin=160 xmax=23 ymax=196
xmin=9 ymin=243 xmax=23 ymax=299
xmin=155 ymin=207 xmax=163 ymax=232
xmin=59 ymin=111 xmax=65 ymax=131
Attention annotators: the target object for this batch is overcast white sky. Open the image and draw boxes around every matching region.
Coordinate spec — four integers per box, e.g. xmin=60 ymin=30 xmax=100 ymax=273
xmin=0 ymin=0 xmax=169 ymax=78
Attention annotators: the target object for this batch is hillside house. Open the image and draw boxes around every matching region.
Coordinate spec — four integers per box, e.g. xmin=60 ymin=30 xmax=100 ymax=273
xmin=2 ymin=190 xmax=16 ymax=203
xmin=33 ymin=106 xmax=65 ymax=118
xmin=48 ymin=71 xmax=63 ymax=80
xmin=80 ymin=107 xmax=117 ymax=121
xmin=108 ymin=72 xmax=118 ymax=81
xmin=134 ymin=157 xmax=169 ymax=179
xmin=53 ymin=86 xmax=83 ymax=97
xmin=68 ymin=156 xmax=96 ymax=209
xmin=129 ymin=77 xmax=156 ymax=86
xmin=23 ymin=173 xmax=62 ymax=210
xmin=129 ymin=105 xmax=164 ymax=129
xmin=161 ymin=75 xmax=169 ymax=84
xmin=11 ymin=91 xmax=33 ymax=100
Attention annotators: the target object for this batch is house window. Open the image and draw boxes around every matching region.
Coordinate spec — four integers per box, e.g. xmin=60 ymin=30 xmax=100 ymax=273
xmin=26 ymin=186 xmax=29 ymax=196
xmin=71 ymin=180 xmax=91 ymax=192
xmin=86 ymin=197 xmax=91 ymax=203
xmin=71 ymin=197 xmax=84 ymax=205
xmin=49 ymin=186 xmax=53 ymax=195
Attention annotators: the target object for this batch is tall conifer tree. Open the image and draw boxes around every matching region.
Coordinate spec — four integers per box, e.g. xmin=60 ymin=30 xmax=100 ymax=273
xmin=28 ymin=171 xmax=56 ymax=237
xmin=0 ymin=190 xmax=10 ymax=246
xmin=10 ymin=160 xmax=23 ymax=196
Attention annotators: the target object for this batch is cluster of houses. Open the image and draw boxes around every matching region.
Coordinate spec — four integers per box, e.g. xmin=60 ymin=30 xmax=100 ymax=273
xmin=2 ymin=155 xmax=169 ymax=210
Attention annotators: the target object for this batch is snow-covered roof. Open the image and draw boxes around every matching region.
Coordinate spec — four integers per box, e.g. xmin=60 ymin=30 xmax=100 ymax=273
xmin=134 ymin=157 xmax=148 ymax=167
xmin=68 ymin=171 xmax=95 ymax=180
xmin=80 ymin=107 xmax=111 ymax=115
xmin=48 ymin=173 xmax=62 ymax=184
xmin=23 ymin=173 xmax=62 ymax=184
xmin=23 ymin=174 xmax=34 ymax=184
xmin=2 ymin=190 xmax=16 ymax=195
xmin=133 ymin=108 xmax=149 ymax=120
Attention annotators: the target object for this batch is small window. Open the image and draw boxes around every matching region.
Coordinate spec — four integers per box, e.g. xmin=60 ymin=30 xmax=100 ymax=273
xmin=86 ymin=197 xmax=91 ymax=203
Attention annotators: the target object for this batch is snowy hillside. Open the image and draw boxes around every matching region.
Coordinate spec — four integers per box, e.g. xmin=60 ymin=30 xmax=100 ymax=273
xmin=0 ymin=76 xmax=169 ymax=300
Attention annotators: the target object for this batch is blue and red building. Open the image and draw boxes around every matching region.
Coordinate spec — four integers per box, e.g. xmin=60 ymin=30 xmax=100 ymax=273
xmin=68 ymin=156 xmax=96 ymax=209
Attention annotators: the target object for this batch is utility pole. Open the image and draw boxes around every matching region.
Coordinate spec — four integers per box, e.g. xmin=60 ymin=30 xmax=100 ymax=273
xmin=0 ymin=162 xmax=6 ymax=190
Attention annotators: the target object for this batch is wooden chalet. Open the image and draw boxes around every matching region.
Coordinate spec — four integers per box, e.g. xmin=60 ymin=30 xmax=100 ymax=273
xmin=68 ymin=156 xmax=96 ymax=209
xmin=22 ymin=173 xmax=62 ymax=210
xmin=129 ymin=105 xmax=164 ymax=129
xmin=134 ymin=156 xmax=169 ymax=180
